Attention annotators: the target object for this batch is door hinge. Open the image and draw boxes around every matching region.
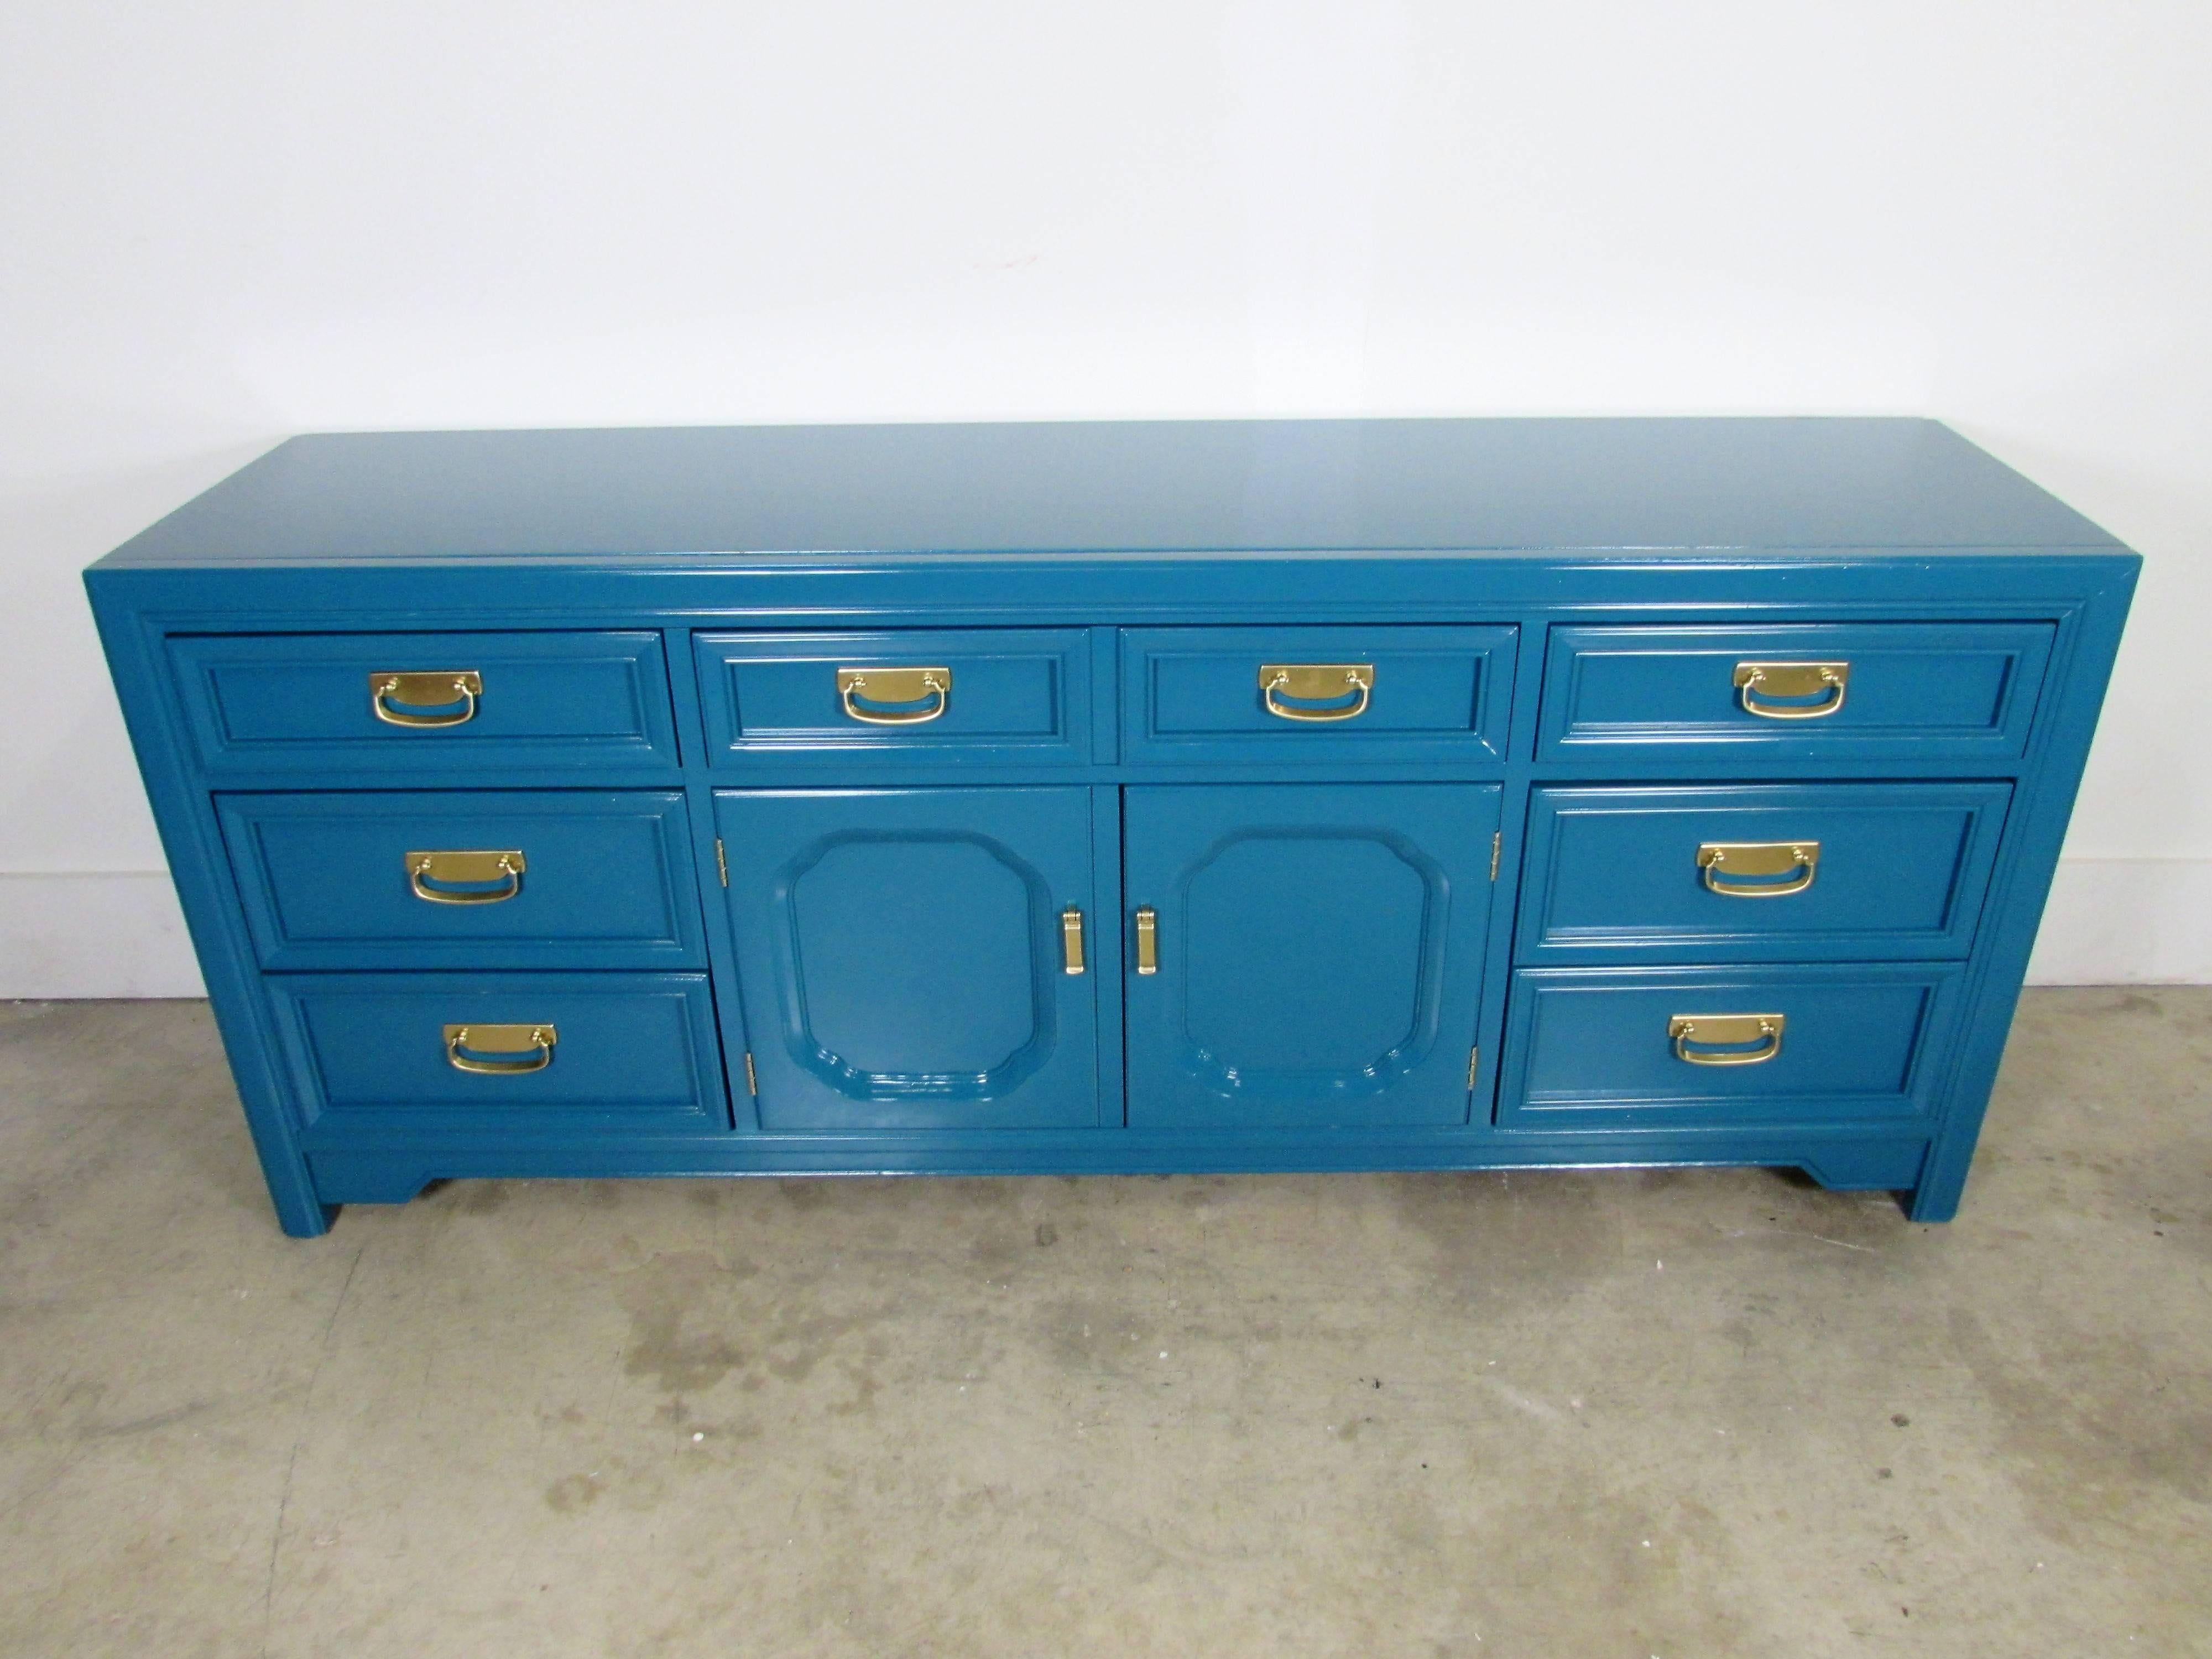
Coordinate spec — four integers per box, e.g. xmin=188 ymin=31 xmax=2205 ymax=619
xmin=1489 ymin=831 xmax=1501 ymax=882
xmin=715 ymin=837 xmax=729 ymax=888
xmin=1467 ymin=1045 xmax=1481 ymax=1089
xmin=743 ymin=1051 xmax=758 ymax=1094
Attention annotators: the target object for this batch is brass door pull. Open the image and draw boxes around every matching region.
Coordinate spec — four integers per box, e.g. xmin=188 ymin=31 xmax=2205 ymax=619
xmin=1133 ymin=906 xmax=1158 ymax=974
xmin=371 ymin=670 xmax=483 ymax=727
xmin=1733 ymin=661 xmax=1849 ymax=720
xmin=444 ymin=1022 xmax=556 ymax=1074
xmin=406 ymin=849 xmax=525 ymax=904
xmin=1260 ymin=662 xmax=1374 ymax=722
xmin=1061 ymin=905 xmax=1086 ymax=974
xmin=1668 ymin=1013 xmax=1785 ymax=1066
xmin=837 ymin=666 xmax=951 ymax=725
xmin=1697 ymin=841 xmax=1819 ymax=898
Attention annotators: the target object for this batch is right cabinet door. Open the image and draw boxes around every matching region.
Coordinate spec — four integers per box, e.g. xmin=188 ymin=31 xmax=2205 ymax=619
xmin=1123 ymin=784 xmax=1501 ymax=1128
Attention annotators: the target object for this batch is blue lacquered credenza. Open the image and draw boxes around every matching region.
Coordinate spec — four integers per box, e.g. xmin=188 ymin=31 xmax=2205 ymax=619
xmin=85 ymin=419 xmax=2137 ymax=1237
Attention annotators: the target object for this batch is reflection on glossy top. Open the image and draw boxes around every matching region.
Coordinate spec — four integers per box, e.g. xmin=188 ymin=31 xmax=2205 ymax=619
xmin=98 ymin=416 xmax=2118 ymax=567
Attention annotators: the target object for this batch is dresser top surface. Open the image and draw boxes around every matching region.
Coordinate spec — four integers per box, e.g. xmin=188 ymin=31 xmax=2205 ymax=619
xmin=96 ymin=417 xmax=2125 ymax=569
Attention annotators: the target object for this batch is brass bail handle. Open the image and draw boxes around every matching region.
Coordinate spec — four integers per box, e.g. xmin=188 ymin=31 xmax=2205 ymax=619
xmin=371 ymin=670 xmax=483 ymax=728
xmin=1733 ymin=661 xmax=1849 ymax=721
xmin=407 ymin=849 xmax=526 ymax=905
xmin=1260 ymin=662 xmax=1374 ymax=723
xmin=837 ymin=666 xmax=951 ymax=725
xmin=1697 ymin=841 xmax=1820 ymax=898
xmin=1668 ymin=1013 xmax=1785 ymax=1066
xmin=443 ymin=1022 xmax=557 ymax=1074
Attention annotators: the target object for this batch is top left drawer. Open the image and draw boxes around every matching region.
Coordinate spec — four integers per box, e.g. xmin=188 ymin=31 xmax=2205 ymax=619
xmin=166 ymin=632 xmax=680 ymax=778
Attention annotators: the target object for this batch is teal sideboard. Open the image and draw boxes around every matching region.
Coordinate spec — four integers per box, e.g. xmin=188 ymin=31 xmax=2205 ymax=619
xmin=85 ymin=419 xmax=2137 ymax=1236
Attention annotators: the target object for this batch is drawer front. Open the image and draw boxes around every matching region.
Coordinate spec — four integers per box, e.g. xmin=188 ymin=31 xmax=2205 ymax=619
xmin=695 ymin=630 xmax=1089 ymax=768
xmin=1518 ymin=782 xmax=2012 ymax=963
xmin=218 ymin=791 xmax=703 ymax=971
xmin=1498 ymin=964 xmax=1961 ymax=1129
xmin=269 ymin=972 xmax=727 ymax=1141
xmin=169 ymin=632 xmax=679 ymax=776
xmin=1537 ymin=623 xmax=2053 ymax=760
xmin=1122 ymin=625 xmax=1516 ymax=765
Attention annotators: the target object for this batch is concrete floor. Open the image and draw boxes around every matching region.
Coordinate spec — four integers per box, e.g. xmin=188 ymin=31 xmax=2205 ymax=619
xmin=0 ymin=992 xmax=2206 ymax=1658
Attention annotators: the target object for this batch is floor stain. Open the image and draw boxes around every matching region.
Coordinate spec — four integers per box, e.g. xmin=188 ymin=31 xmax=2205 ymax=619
xmin=544 ymin=1472 xmax=606 ymax=1513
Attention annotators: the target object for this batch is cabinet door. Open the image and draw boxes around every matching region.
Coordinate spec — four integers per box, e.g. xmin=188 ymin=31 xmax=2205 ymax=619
xmin=1124 ymin=785 xmax=1500 ymax=1128
xmin=717 ymin=788 xmax=1098 ymax=1130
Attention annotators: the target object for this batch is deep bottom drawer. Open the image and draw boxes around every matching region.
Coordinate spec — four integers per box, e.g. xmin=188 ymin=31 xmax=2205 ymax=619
xmin=269 ymin=973 xmax=728 ymax=1142
xmin=1498 ymin=964 xmax=1962 ymax=1129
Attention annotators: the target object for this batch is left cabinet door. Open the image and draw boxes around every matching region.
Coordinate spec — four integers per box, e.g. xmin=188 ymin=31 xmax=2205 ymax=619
xmin=717 ymin=788 xmax=1100 ymax=1130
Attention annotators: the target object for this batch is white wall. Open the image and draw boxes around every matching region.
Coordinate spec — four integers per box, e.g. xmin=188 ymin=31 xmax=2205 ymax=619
xmin=3 ymin=0 xmax=2208 ymax=995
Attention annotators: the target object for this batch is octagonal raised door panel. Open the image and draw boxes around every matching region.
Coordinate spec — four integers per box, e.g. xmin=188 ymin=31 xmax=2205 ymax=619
xmin=717 ymin=787 xmax=1100 ymax=1130
xmin=1124 ymin=784 xmax=1503 ymax=1128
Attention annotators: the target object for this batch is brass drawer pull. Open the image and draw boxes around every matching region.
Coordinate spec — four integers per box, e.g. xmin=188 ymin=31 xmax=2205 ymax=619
xmin=406 ymin=849 xmax=525 ymax=905
xmin=837 ymin=665 xmax=951 ymax=725
xmin=1669 ymin=1013 xmax=1785 ymax=1066
xmin=1061 ymin=905 xmax=1086 ymax=974
xmin=1134 ymin=905 xmax=1158 ymax=974
xmin=371 ymin=670 xmax=483 ymax=728
xmin=1697 ymin=840 xmax=1819 ymax=898
xmin=443 ymin=1022 xmax=556 ymax=1074
xmin=1260 ymin=662 xmax=1374 ymax=722
xmin=1733 ymin=661 xmax=1848 ymax=720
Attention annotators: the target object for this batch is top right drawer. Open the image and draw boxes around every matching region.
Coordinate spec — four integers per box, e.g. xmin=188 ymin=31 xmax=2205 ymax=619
xmin=1538 ymin=623 xmax=2056 ymax=763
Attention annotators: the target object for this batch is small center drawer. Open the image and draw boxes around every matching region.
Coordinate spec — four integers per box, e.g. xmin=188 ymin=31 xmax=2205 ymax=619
xmin=1517 ymin=782 xmax=2013 ymax=963
xmin=1121 ymin=625 xmax=1516 ymax=764
xmin=169 ymin=631 xmax=680 ymax=776
xmin=217 ymin=791 xmax=704 ymax=970
xmin=267 ymin=972 xmax=728 ymax=1143
xmin=1499 ymin=963 xmax=1963 ymax=1129
xmin=694 ymin=629 xmax=1090 ymax=768
xmin=1537 ymin=622 xmax=2054 ymax=760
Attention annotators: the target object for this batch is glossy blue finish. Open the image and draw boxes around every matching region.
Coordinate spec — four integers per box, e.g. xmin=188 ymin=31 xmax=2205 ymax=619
xmin=1500 ymin=964 xmax=1963 ymax=1128
xmin=98 ymin=419 xmax=2119 ymax=563
xmin=695 ymin=629 xmax=1089 ymax=768
xmin=168 ymin=630 xmax=681 ymax=777
xmin=1120 ymin=626 xmax=1516 ymax=765
xmin=81 ymin=418 xmax=2138 ymax=1236
xmin=217 ymin=790 xmax=702 ymax=970
xmin=1538 ymin=623 xmax=2054 ymax=760
xmin=1124 ymin=784 xmax=1500 ymax=1128
xmin=717 ymin=787 xmax=1098 ymax=1130
xmin=1517 ymin=783 xmax=2012 ymax=964
xmin=265 ymin=972 xmax=726 ymax=1144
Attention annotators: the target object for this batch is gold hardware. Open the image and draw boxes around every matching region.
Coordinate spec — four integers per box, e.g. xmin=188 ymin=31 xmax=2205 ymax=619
xmin=1668 ymin=1013 xmax=1785 ymax=1066
xmin=715 ymin=837 xmax=728 ymax=888
xmin=1134 ymin=906 xmax=1158 ymax=974
xmin=743 ymin=1051 xmax=758 ymax=1094
xmin=1697 ymin=840 xmax=1820 ymax=898
xmin=1467 ymin=1045 xmax=1480 ymax=1089
xmin=1061 ymin=905 xmax=1086 ymax=974
xmin=443 ymin=1022 xmax=556 ymax=1074
xmin=371 ymin=670 xmax=483 ymax=728
xmin=1490 ymin=831 xmax=1501 ymax=882
xmin=405 ymin=849 xmax=524 ymax=905
xmin=1733 ymin=660 xmax=1849 ymax=720
xmin=836 ymin=665 xmax=951 ymax=725
xmin=1259 ymin=662 xmax=1374 ymax=722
